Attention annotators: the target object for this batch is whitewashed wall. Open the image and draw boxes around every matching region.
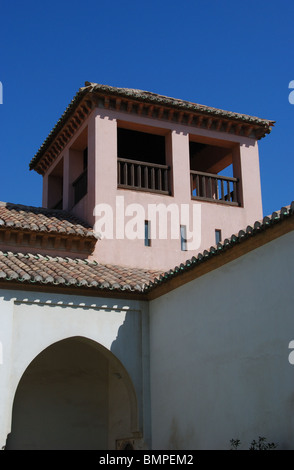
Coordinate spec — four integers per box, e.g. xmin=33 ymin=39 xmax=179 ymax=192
xmin=1 ymin=229 xmax=294 ymax=450
xmin=149 ymin=230 xmax=294 ymax=450
xmin=0 ymin=290 xmax=150 ymax=449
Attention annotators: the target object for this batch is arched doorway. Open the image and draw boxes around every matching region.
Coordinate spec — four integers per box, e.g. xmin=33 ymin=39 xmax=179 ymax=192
xmin=6 ymin=336 xmax=138 ymax=450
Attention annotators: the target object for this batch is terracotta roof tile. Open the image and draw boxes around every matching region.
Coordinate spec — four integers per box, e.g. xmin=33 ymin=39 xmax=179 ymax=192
xmin=0 ymin=202 xmax=96 ymax=239
xmin=29 ymin=82 xmax=275 ymax=172
xmin=84 ymin=82 xmax=275 ymax=126
xmin=0 ymin=252 xmax=162 ymax=293
xmin=0 ymin=201 xmax=292 ymax=295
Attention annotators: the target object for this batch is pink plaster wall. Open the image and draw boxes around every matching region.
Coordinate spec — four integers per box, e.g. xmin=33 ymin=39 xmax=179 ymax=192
xmin=42 ymin=107 xmax=264 ymax=271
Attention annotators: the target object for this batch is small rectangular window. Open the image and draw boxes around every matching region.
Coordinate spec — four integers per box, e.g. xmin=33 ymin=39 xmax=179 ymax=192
xmin=83 ymin=147 xmax=88 ymax=170
xmin=215 ymin=229 xmax=222 ymax=245
xmin=180 ymin=225 xmax=187 ymax=251
xmin=145 ymin=220 xmax=151 ymax=247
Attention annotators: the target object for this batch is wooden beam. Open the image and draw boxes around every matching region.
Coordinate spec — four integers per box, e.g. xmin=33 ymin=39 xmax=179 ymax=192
xmin=235 ymin=123 xmax=242 ymax=135
xmin=226 ymin=121 xmax=232 ymax=133
xmin=137 ymin=103 xmax=144 ymax=115
xmin=178 ymin=111 xmax=184 ymax=123
xmin=77 ymin=109 xmax=85 ymax=120
xmin=16 ymin=232 xmax=23 ymax=244
xmin=59 ymin=133 xmax=67 ymax=146
xmin=168 ymin=109 xmax=174 ymax=121
xmin=29 ymin=233 xmax=36 ymax=245
xmin=104 ymin=97 xmax=110 ymax=109
xmin=197 ymin=115 xmax=204 ymax=127
xmin=67 ymin=124 xmax=74 ymax=135
xmin=65 ymin=238 xmax=72 ymax=250
xmin=54 ymin=237 xmax=61 ymax=249
xmin=56 ymin=137 xmax=64 ymax=149
xmin=244 ymin=125 xmax=254 ymax=137
xmin=215 ymin=119 xmax=222 ymax=131
xmin=78 ymin=239 xmax=85 ymax=252
xmin=4 ymin=231 xmax=10 ymax=243
xmin=187 ymin=114 xmax=193 ymax=125
xmin=148 ymin=105 xmax=154 ymax=117
xmin=158 ymin=107 xmax=164 ymax=119
xmin=41 ymin=235 xmax=48 ymax=248
xmin=127 ymin=101 xmax=133 ymax=113
xmin=81 ymin=104 xmax=89 ymax=115
xmin=84 ymin=99 xmax=93 ymax=111
xmin=69 ymin=119 xmax=78 ymax=130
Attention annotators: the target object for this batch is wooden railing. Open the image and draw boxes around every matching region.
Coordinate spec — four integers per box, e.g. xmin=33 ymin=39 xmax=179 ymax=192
xmin=190 ymin=170 xmax=239 ymax=205
xmin=73 ymin=169 xmax=88 ymax=205
xmin=118 ymin=158 xmax=170 ymax=195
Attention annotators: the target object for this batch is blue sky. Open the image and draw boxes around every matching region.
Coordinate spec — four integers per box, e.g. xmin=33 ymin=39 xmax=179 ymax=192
xmin=0 ymin=0 xmax=293 ymax=217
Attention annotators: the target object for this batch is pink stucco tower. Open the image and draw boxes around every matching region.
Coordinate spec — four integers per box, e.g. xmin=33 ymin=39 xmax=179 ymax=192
xmin=30 ymin=83 xmax=274 ymax=270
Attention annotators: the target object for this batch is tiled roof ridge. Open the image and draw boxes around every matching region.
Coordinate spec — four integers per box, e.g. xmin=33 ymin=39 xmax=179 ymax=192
xmin=84 ymin=82 xmax=275 ymax=126
xmin=145 ymin=201 xmax=294 ymax=292
xmin=0 ymin=201 xmax=96 ymax=238
xmin=0 ymin=251 xmax=163 ymax=293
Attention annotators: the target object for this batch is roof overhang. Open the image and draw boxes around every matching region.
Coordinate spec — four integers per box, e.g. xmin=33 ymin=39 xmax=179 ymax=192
xmin=29 ymin=82 xmax=275 ymax=175
xmin=0 ymin=201 xmax=98 ymax=256
xmin=0 ymin=202 xmax=292 ymax=300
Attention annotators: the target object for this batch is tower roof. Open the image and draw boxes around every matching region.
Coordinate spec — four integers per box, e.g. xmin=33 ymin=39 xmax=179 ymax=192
xmin=29 ymin=82 xmax=275 ymax=175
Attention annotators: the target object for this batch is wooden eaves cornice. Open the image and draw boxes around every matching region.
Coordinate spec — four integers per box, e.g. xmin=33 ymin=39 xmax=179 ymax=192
xmin=0 ymin=227 xmax=96 ymax=255
xmin=33 ymin=97 xmax=93 ymax=176
xmin=30 ymin=83 xmax=275 ymax=176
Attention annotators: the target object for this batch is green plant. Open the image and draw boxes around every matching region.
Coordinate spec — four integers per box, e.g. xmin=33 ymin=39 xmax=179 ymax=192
xmin=230 ymin=436 xmax=278 ymax=450
xmin=249 ymin=436 xmax=277 ymax=450
xmin=230 ymin=438 xmax=241 ymax=450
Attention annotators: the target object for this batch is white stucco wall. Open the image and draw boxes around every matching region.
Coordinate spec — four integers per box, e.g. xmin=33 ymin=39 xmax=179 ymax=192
xmin=149 ymin=230 xmax=294 ymax=450
xmin=0 ymin=291 xmax=150 ymax=449
xmin=1 ymin=228 xmax=294 ymax=450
